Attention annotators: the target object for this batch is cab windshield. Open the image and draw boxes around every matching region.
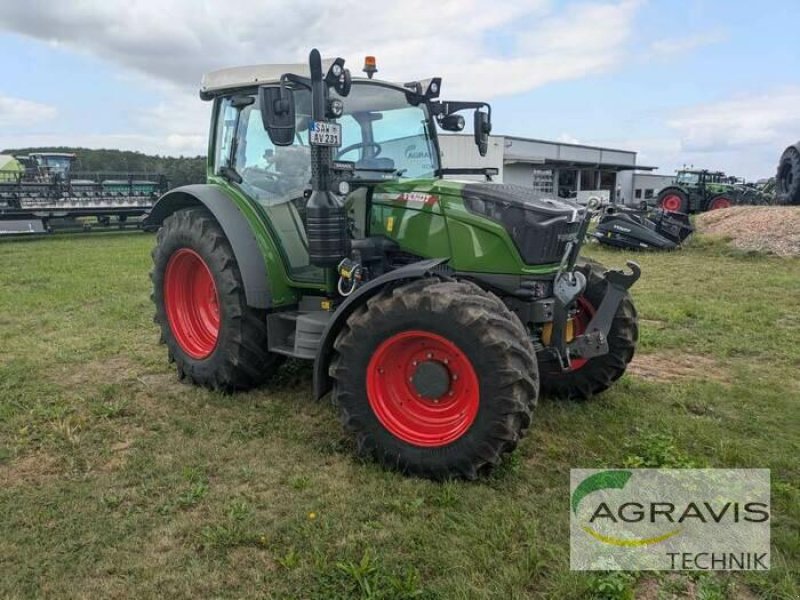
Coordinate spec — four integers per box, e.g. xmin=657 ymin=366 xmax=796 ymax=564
xmin=676 ymin=171 xmax=700 ymax=185
xmin=37 ymin=155 xmax=73 ymax=176
xmin=328 ymin=83 xmax=439 ymax=179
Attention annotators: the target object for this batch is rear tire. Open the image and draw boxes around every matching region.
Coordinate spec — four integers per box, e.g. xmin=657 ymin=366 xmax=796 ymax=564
xmin=776 ymin=144 xmax=800 ymax=205
xmin=151 ymin=207 xmax=282 ymax=391
xmin=657 ymin=187 xmax=689 ymax=213
xmin=538 ymin=260 xmax=638 ymax=400
xmin=330 ymin=278 xmax=538 ymax=480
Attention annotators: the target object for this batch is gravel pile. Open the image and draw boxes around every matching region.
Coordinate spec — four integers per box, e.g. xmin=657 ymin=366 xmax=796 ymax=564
xmin=694 ymin=206 xmax=800 ymax=257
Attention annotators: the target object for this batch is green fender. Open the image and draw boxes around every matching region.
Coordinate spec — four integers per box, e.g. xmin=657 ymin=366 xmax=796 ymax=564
xmin=145 ymin=184 xmax=297 ymax=309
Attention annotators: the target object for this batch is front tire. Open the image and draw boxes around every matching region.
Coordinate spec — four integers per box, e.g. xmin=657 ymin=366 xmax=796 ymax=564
xmin=539 ymin=260 xmax=638 ymax=400
xmin=151 ymin=207 xmax=282 ymax=391
xmin=330 ymin=278 xmax=538 ymax=480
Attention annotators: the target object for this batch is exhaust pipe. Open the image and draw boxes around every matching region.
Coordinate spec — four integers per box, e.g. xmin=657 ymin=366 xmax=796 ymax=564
xmin=305 ymin=48 xmax=350 ymax=267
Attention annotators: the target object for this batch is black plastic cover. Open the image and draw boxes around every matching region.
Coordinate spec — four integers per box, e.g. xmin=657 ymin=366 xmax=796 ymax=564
xmin=463 ymin=183 xmax=584 ymax=265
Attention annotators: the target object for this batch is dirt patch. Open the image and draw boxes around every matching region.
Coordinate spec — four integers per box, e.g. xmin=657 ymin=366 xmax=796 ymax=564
xmin=628 ymin=352 xmax=729 ymax=384
xmin=55 ymin=355 xmax=139 ymax=388
xmin=635 ymin=575 xmax=758 ymax=600
xmin=695 ymin=206 xmax=800 ymax=256
xmin=136 ymin=371 xmax=187 ymax=395
xmin=0 ymin=452 xmax=62 ymax=486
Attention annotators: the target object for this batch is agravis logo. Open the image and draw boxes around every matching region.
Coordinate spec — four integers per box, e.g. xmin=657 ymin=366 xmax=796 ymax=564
xmin=570 ymin=469 xmax=770 ymax=571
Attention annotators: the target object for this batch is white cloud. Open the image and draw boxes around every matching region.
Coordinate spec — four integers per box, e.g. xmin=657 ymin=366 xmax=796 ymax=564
xmin=0 ymin=94 xmax=56 ymax=128
xmin=0 ymin=0 xmax=645 ymax=156
xmin=668 ymin=87 xmax=800 ymax=152
xmin=557 ymin=132 xmax=583 ymax=145
xmin=648 ymin=29 xmax=728 ymax=59
xmin=566 ymin=87 xmax=800 ymax=180
xmin=0 ymin=0 xmax=641 ymax=98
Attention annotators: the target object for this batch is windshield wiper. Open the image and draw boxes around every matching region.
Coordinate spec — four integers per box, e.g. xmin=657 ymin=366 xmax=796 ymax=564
xmin=352 ymin=166 xmax=408 ymax=177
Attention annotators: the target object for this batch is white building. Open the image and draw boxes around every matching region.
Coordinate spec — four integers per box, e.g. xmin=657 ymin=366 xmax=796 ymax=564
xmin=439 ymin=134 xmax=658 ymax=205
xmin=616 ymin=171 xmax=676 ymax=206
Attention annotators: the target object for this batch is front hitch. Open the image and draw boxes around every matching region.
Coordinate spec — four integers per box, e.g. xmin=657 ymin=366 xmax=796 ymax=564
xmin=567 ymin=261 xmax=641 ymax=363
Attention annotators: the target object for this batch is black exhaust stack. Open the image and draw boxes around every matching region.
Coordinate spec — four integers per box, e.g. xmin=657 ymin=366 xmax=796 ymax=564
xmin=305 ymin=49 xmax=350 ymax=267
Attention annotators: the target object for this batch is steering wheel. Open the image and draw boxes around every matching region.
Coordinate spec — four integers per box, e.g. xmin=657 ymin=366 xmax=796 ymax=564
xmin=336 ymin=141 xmax=382 ymax=160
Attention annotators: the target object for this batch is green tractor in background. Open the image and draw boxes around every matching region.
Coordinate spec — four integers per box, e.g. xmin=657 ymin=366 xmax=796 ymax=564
xmin=146 ymin=50 xmax=640 ymax=480
xmin=656 ymin=168 xmax=770 ymax=213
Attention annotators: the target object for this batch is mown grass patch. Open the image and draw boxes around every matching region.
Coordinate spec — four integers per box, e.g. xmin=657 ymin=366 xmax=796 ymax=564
xmin=0 ymin=232 xmax=798 ymax=598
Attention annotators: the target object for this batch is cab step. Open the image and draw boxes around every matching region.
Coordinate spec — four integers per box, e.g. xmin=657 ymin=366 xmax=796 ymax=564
xmin=266 ymin=310 xmax=331 ymax=359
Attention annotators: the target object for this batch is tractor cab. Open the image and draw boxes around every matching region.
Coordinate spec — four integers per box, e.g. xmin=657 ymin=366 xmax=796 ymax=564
xmin=674 ymin=169 xmax=727 ymax=188
xmin=28 ymin=152 xmax=77 ymax=180
xmin=200 ymin=56 xmax=494 ymax=284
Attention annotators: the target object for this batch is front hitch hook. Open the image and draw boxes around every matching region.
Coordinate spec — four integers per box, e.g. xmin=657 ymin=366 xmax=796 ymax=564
xmin=605 ymin=260 xmax=641 ymax=291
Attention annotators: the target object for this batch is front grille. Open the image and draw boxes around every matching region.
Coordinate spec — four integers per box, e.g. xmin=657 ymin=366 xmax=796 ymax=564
xmin=463 ymin=183 xmax=583 ymax=265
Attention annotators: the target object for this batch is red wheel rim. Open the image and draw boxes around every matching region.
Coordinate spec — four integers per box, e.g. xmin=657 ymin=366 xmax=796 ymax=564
xmin=366 ymin=330 xmax=480 ymax=447
xmin=661 ymin=194 xmax=682 ymax=212
xmin=569 ymin=297 xmax=595 ymax=370
xmin=164 ymin=248 xmax=220 ymax=359
xmin=709 ymin=197 xmax=732 ymax=210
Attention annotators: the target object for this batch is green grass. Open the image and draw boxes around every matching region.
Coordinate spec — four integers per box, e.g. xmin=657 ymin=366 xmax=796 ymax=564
xmin=0 ymin=232 xmax=798 ymax=599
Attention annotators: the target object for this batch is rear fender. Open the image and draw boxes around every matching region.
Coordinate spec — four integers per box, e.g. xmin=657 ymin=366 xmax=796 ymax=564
xmin=145 ymin=184 xmax=274 ymax=309
xmin=312 ymin=258 xmax=451 ymax=400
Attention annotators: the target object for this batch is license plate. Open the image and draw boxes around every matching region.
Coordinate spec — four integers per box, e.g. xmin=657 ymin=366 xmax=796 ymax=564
xmin=308 ymin=121 xmax=342 ymax=147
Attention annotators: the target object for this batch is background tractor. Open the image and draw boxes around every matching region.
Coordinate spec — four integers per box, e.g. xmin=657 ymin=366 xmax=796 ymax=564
xmin=656 ymin=168 xmax=771 ymax=213
xmin=146 ymin=50 xmax=640 ymax=480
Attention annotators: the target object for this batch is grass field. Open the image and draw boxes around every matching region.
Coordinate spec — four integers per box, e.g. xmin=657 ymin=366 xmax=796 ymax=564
xmin=0 ymin=232 xmax=798 ymax=599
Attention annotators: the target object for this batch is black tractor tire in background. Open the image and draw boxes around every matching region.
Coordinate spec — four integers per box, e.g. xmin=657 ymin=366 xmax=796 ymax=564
xmin=151 ymin=207 xmax=282 ymax=391
xmin=330 ymin=278 xmax=539 ymax=480
xmin=539 ymin=259 xmax=638 ymax=400
xmin=776 ymin=144 xmax=800 ymax=205
xmin=656 ymin=187 xmax=690 ymax=213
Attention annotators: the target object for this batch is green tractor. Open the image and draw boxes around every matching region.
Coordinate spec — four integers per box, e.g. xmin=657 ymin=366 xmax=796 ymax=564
xmin=656 ymin=168 xmax=769 ymax=213
xmin=146 ymin=50 xmax=640 ymax=479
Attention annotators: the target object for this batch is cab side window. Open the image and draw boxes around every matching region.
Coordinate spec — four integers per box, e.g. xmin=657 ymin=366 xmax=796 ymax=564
xmin=233 ymin=103 xmax=311 ymax=206
xmin=214 ymin=98 xmax=237 ymax=171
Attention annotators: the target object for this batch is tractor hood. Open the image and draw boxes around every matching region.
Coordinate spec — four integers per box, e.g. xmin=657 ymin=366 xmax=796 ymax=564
xmin=460 ymin=182 xmax=587 ymax=265
xmin=371 ymin=179 xmax=587 ymax=267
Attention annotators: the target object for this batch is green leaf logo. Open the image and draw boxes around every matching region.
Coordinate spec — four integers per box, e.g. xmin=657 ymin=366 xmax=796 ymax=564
xmin=572 ymin=470 xmax=682 ymax=547
xmin=572 ymin=470 xmax=632 ymax=515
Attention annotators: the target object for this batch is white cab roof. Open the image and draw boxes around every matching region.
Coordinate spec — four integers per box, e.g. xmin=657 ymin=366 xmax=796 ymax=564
xmin=201 ymin=60 xmax=336 ymax=96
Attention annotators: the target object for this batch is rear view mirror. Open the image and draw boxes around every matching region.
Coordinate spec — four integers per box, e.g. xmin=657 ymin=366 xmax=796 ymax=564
xmin=474 ymin=110 xmax=491 ymax=157
xmin=259 ymin=86 xmax=296 ymax=146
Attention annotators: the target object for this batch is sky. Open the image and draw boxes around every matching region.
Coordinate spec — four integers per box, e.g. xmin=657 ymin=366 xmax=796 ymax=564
xmin=1 ymin=0 xmax=798 ymax=179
